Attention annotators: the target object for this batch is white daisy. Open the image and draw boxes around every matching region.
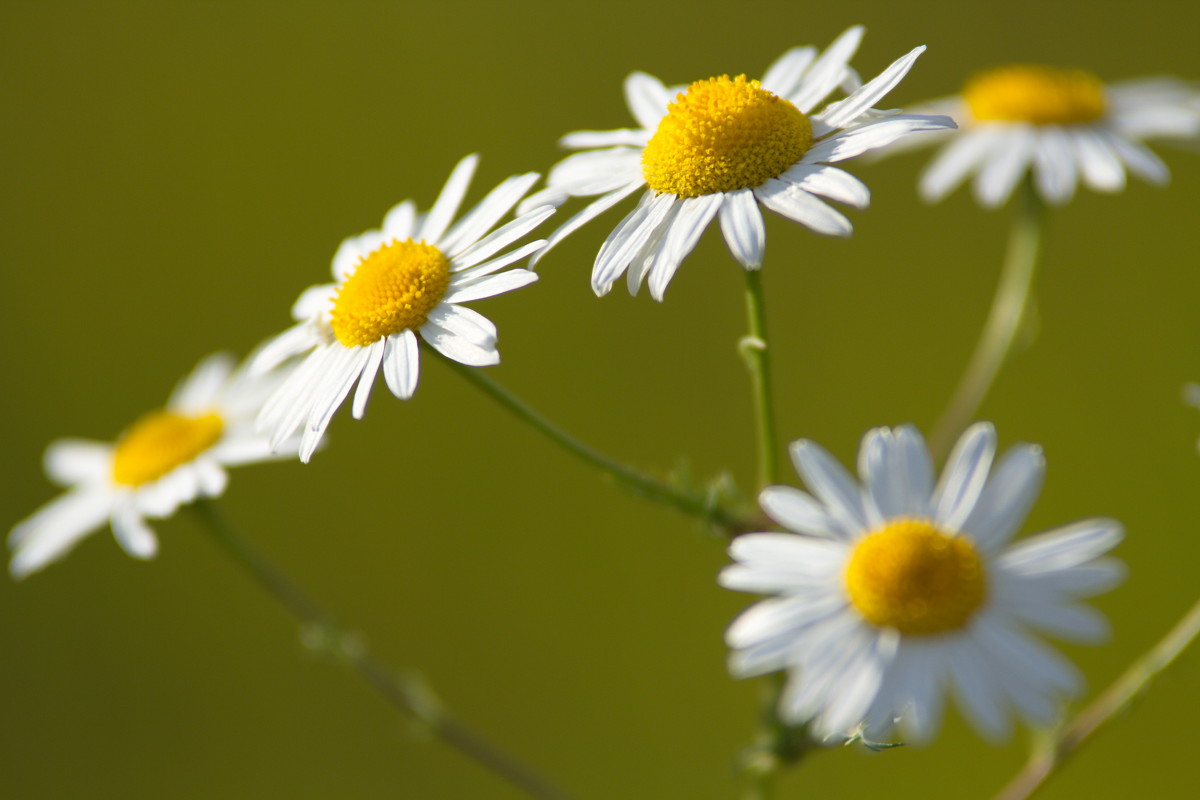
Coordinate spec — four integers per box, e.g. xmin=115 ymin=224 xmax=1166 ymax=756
xmin=9 ymin=353 xmax=296 ymax=578
xmin=520 ymin=26 xmax=954 ymax=300
xmin=252 ymin=155 xmax=555 ymax=462
xmin=720 ymin=422 xmax=1124 ymax=743
xmin=913 ymin=64 xmax=1200 ymax=207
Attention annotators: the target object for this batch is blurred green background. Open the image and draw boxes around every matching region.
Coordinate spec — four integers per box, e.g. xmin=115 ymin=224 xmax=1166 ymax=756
xmin=2 ymin=1 xmax=1198 ymax=797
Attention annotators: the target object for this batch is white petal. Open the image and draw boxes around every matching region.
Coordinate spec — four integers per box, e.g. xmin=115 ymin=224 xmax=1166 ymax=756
xmin=755 ymin=179 xmax=852 ymax=237
xmin=646 ymin=193 xmax=722 ymax=301
xmin=111 ymin=503 xmax=159 ymax=560
xmin=1070 ymin=128 xmax=1126 ymax=192
xmin=1104 ymin=131 xmax=1169 ymax=186
xmin=8 ymin=489 xmax=114 ymax=577
xmin=947 ymin=636 xmax=1011 ymax=740
xmin=440 ymin=172 xmax=541 ymax=257
xmin=351 ymin=340 xmax=386 ymax=420
xmin=817 ymin=46 xmax=925 ymax=130
xmin=624 ymin=71 xmax=672 ymax=130
xmin=250 ymin=322 xmax=319 ymax=375
xmin=718 ymin=189 xmax=766 ymax=269
xmin=382 ymin=330 xmax=420 ymax=400
xmin=559 ymin=129 xmax=651 ymax=149
xmin=919 ymin=127 xmax=1005 ymax=203
xmin=592 ymin=192 xmax=675 ymax=295
xmin=974 ymin=125 xmax=1036 ymax=208
xmin=43 ymin=439 xmax=112 ymax=487
xmin=418 ymin=153 xmax=479 ymax=243
xmin=170 ymin=352 xmax=235 ymax=413
xmin=932 ymin=422 xmax=996 ymax=532
xmin=809 ymin=114 xmax=956 ymax=164
xmin=761 ymin=46 xmax=817 ymax=98
xmin=420 ymin=320 xmax=500 ymax=367
xmin=1031 ymin=126 xmax=1079 ymax=205
xmin=530 ymin=181 xmax=645 ymax=270
xmin=998 ymin=518 xmax=1123 ymax=572
xmin=381 ymin=200 xmax=417 ymax=241
xmin=787 ymin=26 xmax=864 ymax=113
xmin=758 ymin=486 xmax=846 ymax=539
xmin=443 ymin=269 xmax=538 ymax=304
xmin=962 ymin=444 xmax=1044 ymax=552
xmin=789 ymin=439 xmax=867 ymax=533
xmin=451 ymin=205 xmax=555 ymax=269
xmin=779 ymin=164 xmax=870 ymax=208
xmin=424 ymin=304 xmax=497 ymax=348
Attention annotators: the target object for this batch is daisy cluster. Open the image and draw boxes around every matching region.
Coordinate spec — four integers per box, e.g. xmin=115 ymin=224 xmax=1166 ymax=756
xmin=11 ymin=21 xmax=1199 ymax=761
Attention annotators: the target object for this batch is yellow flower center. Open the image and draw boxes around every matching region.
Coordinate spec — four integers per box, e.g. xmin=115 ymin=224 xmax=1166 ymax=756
xmin=111 ymin=410 xmax=224 ymax=487
xmin=844 ymin=518 xmax=986 ymax=636
xmin=964 ymin=64 xmax=1107 ymax=125
xmin=329 ymin=239 xmax=451 ymax=348
xmin=642 ymin=75 xmax=813 ymax=198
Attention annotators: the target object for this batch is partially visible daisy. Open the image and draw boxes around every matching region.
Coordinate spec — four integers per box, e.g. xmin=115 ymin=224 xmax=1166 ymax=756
xmin=912 ymin=65 xmax=1200 ymax=207
xmin=9 ymin=353 xmax=296 ymax=578
xmin=720 ymin=423 xmax=1124 ymax=743
xmin=521 ymin=26 xmax=954 ymax=300
xmin=252 ymin=155 xmax=555 ymax=462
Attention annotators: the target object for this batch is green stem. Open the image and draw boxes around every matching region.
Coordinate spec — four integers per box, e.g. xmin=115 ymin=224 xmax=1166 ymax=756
xmin=741 ymin=269 xmax=780 ymax=489
xmin=189 ymin=500 xmax=575 ymax=800
xmin=436 ymin=351 xmax=745 ymax=534
xmin=929 ymin=181 xmax=1045 ymax=462
xmin=738 ymin=269 xmax=796 ymax=800
xmin=994 ymin=593 xmax=1200 ymax=800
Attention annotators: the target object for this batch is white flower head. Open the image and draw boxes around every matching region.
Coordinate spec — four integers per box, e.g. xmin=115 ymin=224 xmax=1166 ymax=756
xmin=253 ymin=155 xmax=555 ymax=462
xmin=521 ymin=26 xmax=954 ymax=301
xmin=913 ymin=64 xmax=1200 ymax=207
xmin=720 ymin=423 xmax=1125 ymax=743
xmin=9 ymin=352 xmax=296 ymax=579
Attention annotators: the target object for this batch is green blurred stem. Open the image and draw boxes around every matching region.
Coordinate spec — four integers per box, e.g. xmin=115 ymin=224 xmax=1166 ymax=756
xmin=994 ymin=593 xmax=1200 ymax=800
xmin=437 ymin=351 xmax=744 ymax=533
xmin=189 ymin=499 xmax=575 ymax=800
xmin=741 ymin=269 xmax=780 ymax=489
xmin=929 ymin=182 xmax=1045 ymax=462
xmin=739 ymin=270 xmax=796 ymax=800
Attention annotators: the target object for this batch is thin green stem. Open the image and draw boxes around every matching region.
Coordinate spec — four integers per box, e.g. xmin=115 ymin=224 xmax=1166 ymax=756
xmin=929 ymin=182 xmax=1045 ymax=462
xmin=995 ymin=593 xmax=1200 ymax=800
xmin=189 ymin=499 xmax=576 ymax=800
xmin=741 ymin=269 xmax=780 ymax=489
xmin=738 ymin=269 xmax=797 ymax=800
xmin=436 ymin=351 xmax=746 ymax=534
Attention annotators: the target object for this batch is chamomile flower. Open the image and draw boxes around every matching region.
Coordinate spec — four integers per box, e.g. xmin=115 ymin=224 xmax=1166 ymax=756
xmin=9 ymin=353 xmax=295 ymax=579
xmin=720 ymin=423 xmax=1124 ymax=742
xmin=522 ymin=26 xmax=954 ymax=300
xmin=253 ymin=155 xmax=555 ymax=462
xmin=914 ymin=65 xmax=1200 ymax=207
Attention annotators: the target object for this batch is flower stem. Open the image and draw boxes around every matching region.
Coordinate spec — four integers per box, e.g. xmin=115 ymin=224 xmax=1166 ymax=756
xmin=738 ymin=269 xmax=797 ymax=800
xmin=188 ymin=499 xmax=576 ymax=800
xmin=436 ymin=351 xmax=746 ymax=534
xmin=741 ymin=269 xmax=780 ymax=489
xmin=994 ymin=593 xmax=1200 ymax=800
xmin=929 ymin=181 xmax=1045 ymax=462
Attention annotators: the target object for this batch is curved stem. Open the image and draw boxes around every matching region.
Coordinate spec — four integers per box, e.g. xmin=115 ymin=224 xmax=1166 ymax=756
xmin=741 ymin=269 xmax=780 ymax=489
xmin=929 ymin=182 xmax=1045 ymax=461
xmin=189 ymin=500 xmax=576 ymax=800
xmin=995 ymin=594 xmax=1200 ymax=800
xmin=436 ymin=351 xmax=746 ymax=534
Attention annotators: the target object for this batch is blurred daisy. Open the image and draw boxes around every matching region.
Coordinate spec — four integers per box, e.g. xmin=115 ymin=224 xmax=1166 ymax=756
xmin=521 ymin=26 xmax=954 ymax=300
xmin=720 ymin=423 xmax=1124 ymax=742
xmin=253 ymin=155 xmax=554 ymax=462
xmin=914 ymin=65 xmax=1200 ymax=207
xmin=9 ymin=353 xmax=295 ymax=579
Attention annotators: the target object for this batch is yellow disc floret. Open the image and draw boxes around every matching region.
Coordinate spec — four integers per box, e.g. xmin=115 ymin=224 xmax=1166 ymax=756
xmin=111 ymin=410 xmax=224 ymax=487
xmin=964 ymin=64 xmax=1107 ymax=125
xmin=642 ymin=75 xmax=813 ymax=198
xmin=329 ymin=239 xmax=451 ymax=348
xmin=844 ymin=518 xmax=986 ymax=636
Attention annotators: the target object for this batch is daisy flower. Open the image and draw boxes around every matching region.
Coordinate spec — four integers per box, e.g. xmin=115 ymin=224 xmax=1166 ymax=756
xmin=914 ymin=65 xmax=1200 ymax=207
xmin=252 ymin=155 xmax=555 ymax=462
xmin=9 ymin=353 xmax=295 ymax=579
xmin=521 ymin=26 xmax=954 ymax=300
xmin=720 ymin=423 xmax=1124 ymax=743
